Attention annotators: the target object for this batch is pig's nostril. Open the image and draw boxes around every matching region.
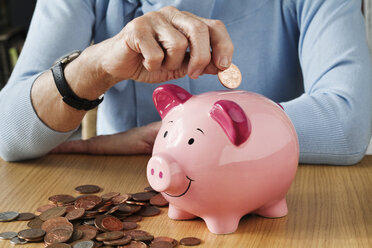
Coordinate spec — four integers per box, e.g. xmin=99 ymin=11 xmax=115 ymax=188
xmin=151 ymin=168 xmax=154 ymax=175
xmin=159 ymin=171 xmax=163 ymax=179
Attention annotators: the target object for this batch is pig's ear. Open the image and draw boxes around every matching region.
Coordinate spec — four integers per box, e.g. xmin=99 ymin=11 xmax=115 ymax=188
xmin=153 ymin=84 xmax=192 ymax=119
xmin=210 ymin=100 xmax=251 ymax=146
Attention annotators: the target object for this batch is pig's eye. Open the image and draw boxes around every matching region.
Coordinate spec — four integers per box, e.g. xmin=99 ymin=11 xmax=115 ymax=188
xmin=163 ymin=131 xmax=168 ymax=138
xmin=188 ymin=138 xmax=194 ymax=145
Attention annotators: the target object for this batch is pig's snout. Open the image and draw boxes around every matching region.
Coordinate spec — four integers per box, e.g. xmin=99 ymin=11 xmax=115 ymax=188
xmin=147 ymin=155 xmax=190 ymax=195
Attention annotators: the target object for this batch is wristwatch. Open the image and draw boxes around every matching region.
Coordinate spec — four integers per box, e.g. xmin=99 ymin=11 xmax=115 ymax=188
xmin=51 ymin=50 xmax=104 ymax=111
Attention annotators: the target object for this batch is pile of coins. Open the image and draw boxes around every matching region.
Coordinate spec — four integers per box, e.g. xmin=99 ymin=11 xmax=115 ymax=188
xmin=0 ymin=184 xmax=202 ymax=247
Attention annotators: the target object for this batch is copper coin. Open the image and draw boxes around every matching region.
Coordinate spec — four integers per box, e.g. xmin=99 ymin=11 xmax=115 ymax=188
xmin=179 ymin=237 xmax=201 ymax=246
xmin=96 ymin=231 xmax=124 ymax=241
xmin=76 ymin=195 xmax=102 ymax=205
xmin=18 ymin=228 xmax=45 ymax=241
xmin=103 ymin=235 xmax=131 ymax=246
xmin=117 ymin=204 xmax=141 ymax=214
xmin=44 ymin=227 xmax=73 ymax=244
xmin=101 ymin=216 xmax=124 ymax=231
xmin=16 ymin=212 xmax=35 ymax=221
xmin=144 ymin=186 xmax=156 ymax=192
xmin=126 ymin=200 xmax=148 ymax=206
xmin=132 ymin=192 xmax=156 ymax=202
xmin=217 ymin=63 xmax=242 ymax=89
xmin=126 ymin=230 xmax=150 ymax=239
xmin=152 ymin=237 xmax=178 ymax=247
xmin=122 ymin=221 xmax=138 ymax=230
xmin=134 ymin=234 xmax=154 ymax=242
xmin=0 ymin=231 xmax=17 ymax=240
xmin=47 ymin=244 xmax=72 ymax=248
xmin=71 ymin=240 xmax=95 ymax=248
xmin=36 ymin=204 xmax=56 ymax=214
xmin=104 ymin=205 xmax=120 ymax=215
xmin=66 ymin=208 xmax=85 ymax=221
xmin=120 ymin=241 xmax=147 ymax=248
xmin=39 ymin=206 xmax=66 ymax=221
xmin=49 ymin=194 xmax=76 ymax=205
xmin=139 ymin=206 xmax=161 ymax=217
xmin=75 ymin=200 xmax=97 ymax=210
xmin=150 ymin=241 xmax=175 ymax=248
xmin=27 ymin=216 xmax=44 ymax=229
xmin=75 ymin=225 xmax=97 ymax=240
xmin=0 ymin=211 xmax=19 ymax=221
xmin=41 ymin=217 xmax=73 ymax=233
xmin=68 ymin=229 xmax=83 ymax=242
xmin=101 ymin=192 xmax=120 ymax=202
xmin=111 ymin=194 xmax=129 ymax=205
xmin=149 ymin=194 xmax=168 ymax=207
xmin=94 ymin=215 xmax=109 ymax=232
xmin=75 ymin=185 xmax=101 ymax=194
xmin=124 ymin=214 xmax=142 ymax=222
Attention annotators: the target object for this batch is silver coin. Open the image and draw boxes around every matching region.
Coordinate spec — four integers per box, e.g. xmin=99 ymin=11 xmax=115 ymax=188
xmin=0 ymin=231 xmax=17 ymax=240
xmin=10 ymin=237 xmax=27 ymax=245
xmin=0 ymin=211 xmax=19 ymax=222
xmin=72 ymin=240 xmax=95 ymax=248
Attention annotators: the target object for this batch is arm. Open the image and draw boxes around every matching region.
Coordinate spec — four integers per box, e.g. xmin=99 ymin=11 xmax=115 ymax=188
xmin=281 ymin=0 xmax=372 ymax=165
xmin=0 ymin=3 xmax=234 ymax=162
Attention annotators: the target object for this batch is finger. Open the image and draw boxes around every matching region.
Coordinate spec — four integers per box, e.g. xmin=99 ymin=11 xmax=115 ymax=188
xmin=203 ymin=62 xmax=219 ymax=75
xmin=155 ymin=22 xmax=189 ymax=71
xmin=160 ymin=7 xmax=211 ymax=79
xmin=182 ymin=12 xmax=234 ymax=70
xmin=137 ymin=33 xmax=165 ymax=72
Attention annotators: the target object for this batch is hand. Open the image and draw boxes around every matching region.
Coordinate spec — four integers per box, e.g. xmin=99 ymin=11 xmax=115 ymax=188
xmin=50 ymin=121 xmax=162 ymax=155
xmin=99 ymin=6 xmax=234 ymax=84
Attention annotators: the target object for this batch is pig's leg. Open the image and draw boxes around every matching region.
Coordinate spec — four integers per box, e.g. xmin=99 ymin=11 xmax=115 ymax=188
xmin=203 ymin=215 xmax=241 ymax=234
xmin=254 ymin=198 xmax=288 ymax=218
xmin=168 ymin=204 xmax=196 ymax=220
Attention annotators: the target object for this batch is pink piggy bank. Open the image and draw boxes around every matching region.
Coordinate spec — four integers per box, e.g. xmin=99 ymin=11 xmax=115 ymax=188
xmin=147 ymin=84 xmax=299 ymax=234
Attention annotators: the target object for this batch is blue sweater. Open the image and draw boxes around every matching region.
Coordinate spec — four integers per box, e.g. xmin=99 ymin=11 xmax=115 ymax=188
xmin=0 ymin=0 xmax=371 ymax=164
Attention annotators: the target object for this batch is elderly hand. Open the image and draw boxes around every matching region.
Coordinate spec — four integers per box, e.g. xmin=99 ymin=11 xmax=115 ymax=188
xmin=50 ymin=121 xmax=162 ymax=155
xmin=99 ymin=6 xmax=234 ymax=84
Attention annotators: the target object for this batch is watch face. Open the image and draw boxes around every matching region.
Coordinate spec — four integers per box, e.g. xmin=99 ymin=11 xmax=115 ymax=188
xmin=52 ymin=50 xmax=81 ymax=66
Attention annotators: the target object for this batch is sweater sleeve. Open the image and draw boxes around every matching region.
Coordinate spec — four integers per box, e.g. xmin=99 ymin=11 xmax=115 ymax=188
xmin=281 ymin=0 xmax=372 ymax=165
xmin=0 ymin=0 xmax=95 ymax=162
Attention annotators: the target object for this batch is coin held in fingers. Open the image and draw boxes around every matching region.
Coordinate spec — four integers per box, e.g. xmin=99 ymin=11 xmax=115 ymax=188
xmin=218 ymin=63 xmax=242 ymax=89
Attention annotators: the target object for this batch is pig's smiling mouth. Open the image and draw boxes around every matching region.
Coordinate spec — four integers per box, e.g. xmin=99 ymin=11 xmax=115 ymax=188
xmin=165 ymin=176 xmax=194 ymax=198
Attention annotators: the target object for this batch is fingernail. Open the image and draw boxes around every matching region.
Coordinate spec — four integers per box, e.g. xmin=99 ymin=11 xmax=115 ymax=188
xmin=190 ymin=69 xmax=203 ymax=79
xmin=219 ymin=56 xmax=229 ymax=68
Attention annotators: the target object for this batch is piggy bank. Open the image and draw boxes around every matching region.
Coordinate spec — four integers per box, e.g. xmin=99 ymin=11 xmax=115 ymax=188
xmin=147 ymin=84 xmax=299 ymax=234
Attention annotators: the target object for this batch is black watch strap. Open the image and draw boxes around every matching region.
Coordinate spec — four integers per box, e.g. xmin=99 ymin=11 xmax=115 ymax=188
xmin=51 ymin=52 xmax=103 ymax=111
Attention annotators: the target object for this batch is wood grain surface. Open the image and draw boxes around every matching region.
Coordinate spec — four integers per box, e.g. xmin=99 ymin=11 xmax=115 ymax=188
xmin=0 ymin=154 xmax=372 ymax=248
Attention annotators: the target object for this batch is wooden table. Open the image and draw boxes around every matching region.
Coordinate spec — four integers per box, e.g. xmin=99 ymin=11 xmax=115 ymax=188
xmin=0 ymin=154 xmax=372 ymax=248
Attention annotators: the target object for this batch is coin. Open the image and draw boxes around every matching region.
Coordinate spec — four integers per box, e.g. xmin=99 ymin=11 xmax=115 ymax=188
xmin=49 ymin=194 xmax=76 ymax=205
xmin=36 ymin=204 xmax=56 ymax=214
xmin=132 ymin=192 xmax=156 ymax=202
xmin=101 ymin=192 xmax=120 ymax=202
xmin=44 ymin=227 xmax=73 ymax=244
xmin=27 ymin=216 xmax=44 ymax=229
xmin=102 ymin=235 xmax=131 ymax=246
xmin=217 ymin=63 xmax=242 ymax=89
xmin=39 ymin=206 xmax=67 ymax=221
xmin=117 ymin=204 xmax=141 ymax=214
xmin=150 ymin=241 xmax=175 ymax=248
xmin=47 ymin=243 xmax=72 ymax=248
xmin=124 ymin=214 xmax=142 ymax=223
xmin=150 ymin=194 xmax=168 ymax=207
xmin=139 ymin=206 xmax=161 ymax=217
xmin=16 ymin=212 xmax=35 ymax=221
xmin=75 ymin=185 xmax=101 ymax=194
xmin=75 ymin=225 xmax=97 ymax=240
xmin=68 ymin=229 xmax=83 ymax=243
xmin=111 ymin=194 xmax=129 ymax=205
xmin=0 ymin=211 xmax=19 ymax=221
xmin=96 ymin=231 xmax=124 ymax=241
xmin=66 ymin=208 xmax=85 ymax=221
xmin=0 ymin=231 xmax=17 ymax=240
xmin=133 ymin=234 xmax=154 ymax=243
xmin=101 ymin=216 xmax=124 ymax=231
xmin=72 ymin=240 xmax=95 ymax=248
xmin=41 ymin=217 xmax=73 ymax=233
xmin=152 ymin=236 xmax=178 ymax=247
xmin=122 ymin=221 xmax=138 ymax=230
xmin=144 ymin=186 xmax=156 ymax=192
xmin=10 ymin=237 xmax=27 ymax=245
xmin=179 ymin=237 xmax=201 ymax=246
xmin=126 ymin=230 xmax=150 ymax=239
xmin=121 ymin=241 xmax=148 ymax=248
xmin=18 ymin=228 xmax=45 ymax=241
